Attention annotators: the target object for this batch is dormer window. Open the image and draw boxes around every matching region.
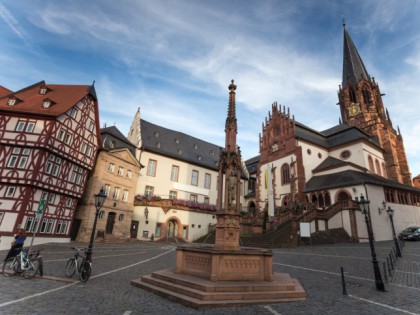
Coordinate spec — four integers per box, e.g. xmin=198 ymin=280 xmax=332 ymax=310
xmin=155 ymin=132 xmax=159 ymax=138
xmin=42 ymin=100 xmax=52 ymax=108
xmin=193 ymin=144 xmax=198 ymax=149
xmin=40 ymin=88 xmax=47 ymax=95
xmin=175 ymin=138 xmax=180 ymax=144
xmin=8 ymin=98 xmax=16 ymax=106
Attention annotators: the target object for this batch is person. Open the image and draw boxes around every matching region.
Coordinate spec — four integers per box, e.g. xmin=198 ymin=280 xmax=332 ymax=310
xmin=4 ymin=228 xmax=26 ymax=261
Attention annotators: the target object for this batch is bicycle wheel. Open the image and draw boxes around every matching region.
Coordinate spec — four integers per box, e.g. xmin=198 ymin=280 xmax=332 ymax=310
xmin=2 ymin=257 xmax=17 ymax=277
xmin=23 ymin=258 xmax=39 ymax=279
xmin=79 ymin=261 xmax=91 ymax=282
xmin=65 ymin=259 xmax=77 ymax=277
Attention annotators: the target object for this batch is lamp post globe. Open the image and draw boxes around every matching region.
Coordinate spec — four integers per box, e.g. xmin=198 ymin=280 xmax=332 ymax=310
xmin=356 ymin=194 xmax=385 ymax=291
xmin=87 ymin=187 xmax=107 ymax=260
xmin=386 ymin=206 xmax=402 ymax=258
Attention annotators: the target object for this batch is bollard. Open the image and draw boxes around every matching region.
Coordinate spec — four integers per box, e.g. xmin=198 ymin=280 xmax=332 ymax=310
xmin=389 ymin=252 xmax=394 ymax=270
xmin=341 ymin=266 xmax=347 ymax=295
xmin=386 ymin=257 xmax=392 ymax=276
xmin=383 ymin=262 xmax=388 ymax=283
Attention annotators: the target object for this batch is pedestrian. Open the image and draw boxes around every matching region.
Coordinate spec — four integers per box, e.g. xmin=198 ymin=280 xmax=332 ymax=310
xmin=4 ymin=228 xmax=26 ymax=261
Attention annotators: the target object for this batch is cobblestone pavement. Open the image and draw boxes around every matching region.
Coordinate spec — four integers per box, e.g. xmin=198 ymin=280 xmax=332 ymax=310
xmin=0 ymin=239 xmax=419 ymax=315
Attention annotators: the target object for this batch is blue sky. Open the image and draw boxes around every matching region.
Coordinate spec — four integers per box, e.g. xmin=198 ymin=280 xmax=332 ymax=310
xmin=1 ymin=0 xmax=419 ymax=177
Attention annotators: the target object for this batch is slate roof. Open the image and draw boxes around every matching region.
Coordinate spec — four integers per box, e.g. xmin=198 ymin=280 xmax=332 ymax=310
xmin=140 ymin=119 xmax=221 ymax=171
xmin=312 ymin=156 xmax=365 ymax=173
xmin=101 ymin=126 xmax=136 ymax=156
xmin=296 ymin=122 xmax=381 ymax=149
xmin=0 ymin=81 xmax=96 ymax=117
xmin=342 ymin=26 xmax=371 ymax=87
xmin=304 ymin=170 xmax=420 ymax=193
xmin=245 ymin=155 xmax=260 ymax=175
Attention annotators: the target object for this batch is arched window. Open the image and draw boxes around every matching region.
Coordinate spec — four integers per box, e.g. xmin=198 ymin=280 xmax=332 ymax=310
xmin=324 ymin=192 xmax=331 ymax=207
xmin=318 ymin=194 xmax=324 ymax=208
xmin=311 ymin=194 xmax=317 ymax=205
xmin=281 ymin=164 xmax=290 ymax=185
xmin=349 ymin=88 xmax=357 ymax=103
xmin=362 ymin=87 xmax=372 ymax=106
xmin=375 ymin=159 xmax=381 ymax=175
xmin=337 ymin=191 xmax=351 ymax=207
xmin=368 ymin=156 xmax=374 ymax=172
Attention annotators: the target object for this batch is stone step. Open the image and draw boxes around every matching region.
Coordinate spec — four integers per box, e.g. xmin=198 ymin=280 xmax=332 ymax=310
xmin=132 ymin=270 xmax=305 ymax=309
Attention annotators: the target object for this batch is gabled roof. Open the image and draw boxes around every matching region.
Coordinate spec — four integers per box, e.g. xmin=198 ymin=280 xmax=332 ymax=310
xmin=101 ymin=126 xmax=134 ymax=147
xmin=101 ymin=126 xmax=136 ymax=156
xmin=342 ymin=26 xmax=371 ymax=87
xmin=304 ymin=170 xmax=420 ymax=193
xmin=0 ymin=86 xmax=12 ymax=98
xmin=312 ymin=156 xmax=366 ymax=174
xmin=0 ymin=81 xmax=96 ymax=117
xmin=296 ymin=122 xmax=381 ymax=149
xmin=140 ymin=119 xmax=221 ymax=170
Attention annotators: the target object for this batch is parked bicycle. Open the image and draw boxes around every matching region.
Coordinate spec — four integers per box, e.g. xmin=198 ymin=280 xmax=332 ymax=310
xmin=2 ymin=248 xmax=41 ymax=279
xmin=65 ymin=247 xmax=92 ymax=282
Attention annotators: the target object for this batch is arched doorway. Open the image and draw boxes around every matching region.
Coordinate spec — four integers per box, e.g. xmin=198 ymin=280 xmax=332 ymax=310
xmin=167 ymin=219 xmax=178 ymax=237
xmin=248 ymin=201 xmax=257 ymax=217
xmin=106 ymin=212 xmax=116 ymax=234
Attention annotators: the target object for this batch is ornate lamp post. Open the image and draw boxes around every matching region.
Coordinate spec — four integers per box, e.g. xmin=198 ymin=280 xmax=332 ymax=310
xmin=386 ymin=206 xmax=402 ymax=258
xmin=356 ymin=194 xmax=385 ymax=291
xmin=86 ymin=187 xmax=107 ymax=261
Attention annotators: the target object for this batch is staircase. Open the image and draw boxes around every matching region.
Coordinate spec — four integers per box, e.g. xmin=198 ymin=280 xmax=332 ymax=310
xmin=306 ymin=228 xmax=353 ymax=245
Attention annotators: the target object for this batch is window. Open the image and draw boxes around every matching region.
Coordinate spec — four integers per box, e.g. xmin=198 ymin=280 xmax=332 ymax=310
xmin=60 ymin=221 xmax=68 ymax=234
xmin=147 ymin=160 xmax=157 ymax=176
xmin=190 ymin=194 xmax=198 ymax=202
xmin=46 ymin=219 xmax=54 ymax=233
xmin=118 ymin=214 xmax=124 ymax=221
xmin=98 ymin=211 xmax=105 ymax=219
xmin=8 ymin=98 xmax=16 ymax=106
xmin=108 ymin=163 xmax=115 ymax=173
xmin=66 ymin=198 xmax=73 ymax=208
xmin=45 ymin=154 xmax=61 ymax=176
xmin=41 ymin=192 xmax=48 ymax=201
xmin=16 ymin=120 xmax=26 ymax=132
xmin=81 ymin=143 xmax=87 ymax=154
xmin=40 ymin=218 xmax=48 ymax=233
xmin=26 ymin=122 xmax=35 ymax=133
xmin=118 ymin=167 xmax=124 ymax=176
xmin=70 ymin=166 xmax=83 ymax=185
xmin=42 ymin=100 xmax=51 ymax=108
xmin=64 ymin=132 xmax=72 ymax=145
xmin=145 ymin=186 xmax=154 ymax=196
xmin=86 ymin=146 xmax=92 ymax=157
xmin=113 ymin=187 xmax=120 ymax=200
xmin=169 ymin=191 xmax=177 ymax=199
xmin=32 ymin=217 xmax=40 ymax=233
xmin=55 ymin=220 xmax=63 ymax=234
xmin=171 ymin=165 xmax=179 ymax=182
xmin=7 ymin=148 xmax=30 ymax=168
xmin=0 ymin=212 xmax=3 ymax=225
xmin=88 ymin=121 xmax=95 ymax=132
xmin=126 ymin=170 xmax=132 ymax=179
xmin=104 ymin=184 xmax=110 ymax=196
xmin=340 ymin=150 xmax=351 ymax=159
xmin=375 ymin=159 xmax=381 ymax=175
xmin=40 ymin=88 xmax=47 ymax=95
xmin=5 ymin=186 xmax=16 ymax=198
xmin=25 ymin=217 xmax=34 ymax=232
xmin=204 ymin=173 xmax=211 ymax=189
xmin=48 ymin=194 xmax=56 ymax=204
xmin=70 ymin=108 xmax=78 ymax=119
xmin=58 ymin=129 xmax=66 ymax=141
xmin=110 ymin=141 xmax=116 ymax=148
xmin=204 ymin=197 xmax=209 ymax=204
xmin=281 ymin=164 xmax=290 ymax=185
xmin=191 ymin=170 xmax=199 ymax=186
xmin=122 ymin=190 xmax=129 ymax=202
xmin=368 ymin=155 xmax=374 ymax=172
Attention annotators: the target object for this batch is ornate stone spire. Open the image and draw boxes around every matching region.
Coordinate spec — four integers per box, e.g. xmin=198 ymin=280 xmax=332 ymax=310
xmin=225 ymin=80 xmax=237 ymax=151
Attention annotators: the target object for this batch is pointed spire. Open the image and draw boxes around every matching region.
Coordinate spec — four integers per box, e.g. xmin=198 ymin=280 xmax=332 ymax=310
xmin=342 ymin=23 xmax=371 ymax=87
xmin=225 ymin=80 xmax=237 ymax=151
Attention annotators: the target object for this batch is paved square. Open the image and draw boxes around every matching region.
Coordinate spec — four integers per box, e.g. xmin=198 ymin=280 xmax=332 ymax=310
xmin=1 ymin=240 xmax=419 ymax=314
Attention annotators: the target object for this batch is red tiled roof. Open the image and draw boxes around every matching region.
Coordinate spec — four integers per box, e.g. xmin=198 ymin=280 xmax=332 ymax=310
xmin=0 ymin=81 xmax=95 ymax=117
xmin=0 ymin=86 xmax=12 ymax=98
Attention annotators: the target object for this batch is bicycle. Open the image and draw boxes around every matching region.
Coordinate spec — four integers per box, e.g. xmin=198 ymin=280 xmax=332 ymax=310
xmin=65 ymin=247 xmax=92 ymax=282
xmin=2 ymin=248 xmax=40 ymax=279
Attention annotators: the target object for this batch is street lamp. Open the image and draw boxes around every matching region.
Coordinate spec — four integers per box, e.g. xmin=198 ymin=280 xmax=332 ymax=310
xmin=386 ymin=206 xmax=402 ymax=258
xmin=86 ymin=187 xmax=107 ymax=261
xmin=355 ymin=194 xmax=385 ymax=291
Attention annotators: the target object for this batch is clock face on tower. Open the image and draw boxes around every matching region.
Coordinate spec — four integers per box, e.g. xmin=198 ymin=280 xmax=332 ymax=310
xmin=348 ymin=102 xmax=361 ymax=117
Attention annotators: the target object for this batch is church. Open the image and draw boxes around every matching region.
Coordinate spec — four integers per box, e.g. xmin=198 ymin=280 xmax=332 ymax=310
xmin=246 ymin=23 xmax=420 ymax=243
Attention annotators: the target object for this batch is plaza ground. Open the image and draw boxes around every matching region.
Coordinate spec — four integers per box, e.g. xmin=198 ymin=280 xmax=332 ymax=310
xmin=0 ymin=239 xmax=419 ymax=314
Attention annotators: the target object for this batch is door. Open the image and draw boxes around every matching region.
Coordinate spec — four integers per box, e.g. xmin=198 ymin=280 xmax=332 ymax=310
xmin=70 ymin=219 xmax=81 ymax=241
xmin=106 ymin=212 xmax=116 ymax=234
xmin=130 ymin=220 xmax=139 ymax=238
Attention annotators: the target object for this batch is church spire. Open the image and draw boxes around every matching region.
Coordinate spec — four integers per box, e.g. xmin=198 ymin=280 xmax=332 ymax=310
xmin=342 ymin=23 xmax=371 ymax=87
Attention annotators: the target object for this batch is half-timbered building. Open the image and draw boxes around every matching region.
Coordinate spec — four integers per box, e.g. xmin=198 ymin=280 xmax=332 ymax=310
xmin=0 ymin=81 xmax=101 ymax=249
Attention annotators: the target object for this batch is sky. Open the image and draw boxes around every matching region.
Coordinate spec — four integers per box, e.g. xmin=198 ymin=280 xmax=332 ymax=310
xmin=1 ymin=0 xmax=419 ymax=177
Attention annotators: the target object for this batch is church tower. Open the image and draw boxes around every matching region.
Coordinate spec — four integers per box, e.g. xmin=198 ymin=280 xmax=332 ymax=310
xmin=337 ymin=23 xmax=412 ymax=186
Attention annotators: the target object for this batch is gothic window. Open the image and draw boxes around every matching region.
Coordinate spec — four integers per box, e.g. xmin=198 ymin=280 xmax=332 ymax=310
xmin=362 ymin=87 xmax=372 ymax=106
xmin=349 ymin=88 xmax=357 ymax=103
xmin=375 ymin=159 xmax=381 ymax=175
xmin=368 ymin=155 xmax=374 ymax=172
xmin=281 ymin=164 xmax=290 ymax=185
